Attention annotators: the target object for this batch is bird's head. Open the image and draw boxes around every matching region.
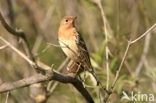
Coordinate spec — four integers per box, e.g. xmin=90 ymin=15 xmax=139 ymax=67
xmin=59 ymin=16 xmax=77 ymax=29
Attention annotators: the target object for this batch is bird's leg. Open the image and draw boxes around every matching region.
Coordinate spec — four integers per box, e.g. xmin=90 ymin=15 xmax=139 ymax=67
xmin=74 ymin=62 xmax=87 ymax=88
xmin=66 ymin=60 xmax=79 ymax=77
xmin=75 ymin=62 xmax=82 ymax=74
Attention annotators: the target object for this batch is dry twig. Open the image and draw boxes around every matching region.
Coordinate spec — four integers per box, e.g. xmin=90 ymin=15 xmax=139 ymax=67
xmin=107 ymin=23 xmax=156 ymax=102
xmin=0 ymin=44 xmax=8 ymax=50
xmin=93 ymin=0 xmax=111 ymax=90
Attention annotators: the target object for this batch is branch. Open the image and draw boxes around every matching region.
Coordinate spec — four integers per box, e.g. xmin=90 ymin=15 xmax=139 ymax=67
xmin=0 ymin=37 xmax=35 ymax=66
xmin=112 ymin=23 xmax=156 ymax=88
xmin=5 ymin=92 xmax=10 ymax=103
xmin=0 ymin=44 xmax=8 ymax=50
xmin=97 ymin=0 xmax=110 ymax=90
xmin=111 ymin=40 xmax=131 ymax=88
xmin=0 ymin=71 xmax=94 ymax=103
xmin=94 ymin=22 xmax=156 ymax=103
xmin=0 ymin=11 xmax=24 ymax=38
xmin=0 ymin=11 xmax=36 ymax=65
xmin=130 ymin=23 xmax=156 ymax=44
xmin=92 ymin=0 xmax=111 ymax=91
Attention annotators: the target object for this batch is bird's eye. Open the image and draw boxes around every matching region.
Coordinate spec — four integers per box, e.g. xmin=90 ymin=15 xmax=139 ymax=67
xmin=65 ymin=19 xmax=68 ymax=22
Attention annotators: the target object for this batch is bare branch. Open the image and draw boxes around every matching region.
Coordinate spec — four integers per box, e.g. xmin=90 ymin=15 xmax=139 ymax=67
xmin=99 ymin=1 xmax=110 ymax=90
xmin=95 ymin=22 xmax=156 ymax=103
xmin=0 ymin=71 xmax=94 ymax=103
xmin=47 ymin=58 xmax=69 ymax=93
xmin=47 ymin=43 xmax=63 ymax=48
xmin=135 ymin=33 xmax=151 ymax=76
xmin=0 ymin=11 xmax=36 ymax=64
xmin=92 ymin=0 xmax=111 ymax=90
xmin=111 ymin=40 xmax=131 ymax=88
xmin=0 ymin=37 xmax=35 ymax=66
xmin=0 ymin=11 xmax=23 ymax=38
xmin=131 ymin=23 xmax=156 ymax=44
xmin=0 ymin=44 xmax=8 ymax=50
xmin=5 ymin=92 xmax=10 ymax=103
xmin=0 ymin=74 xmax=50 ymax=93
xmin=112 ymin=23 xmax=156 ymax=88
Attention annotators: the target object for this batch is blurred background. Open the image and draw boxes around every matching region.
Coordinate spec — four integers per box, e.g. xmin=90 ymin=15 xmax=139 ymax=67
xmin=0 ymin=0 xmax=156 ymax=103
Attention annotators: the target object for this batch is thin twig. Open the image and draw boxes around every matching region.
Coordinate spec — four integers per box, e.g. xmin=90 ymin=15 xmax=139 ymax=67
xmin=0 ymin=11 xmax=24 ymax=38
xmin=112 ymin=22 xmax=156 ymax=88
xmin=96 ymin=0 xmax=110 ymax=90
xmin=98 ymin=22 xmax=156 ymax=103
xmin=131 ymin=23 xmax=156 ymax=44
xmin=135 ymin=30 xmax=151 ymax=76
xmin=48 ymin=82 xmax=59 ymax=93
xmin=112 ymin=23 xmax=156 ymax=87
xmin=0 ymin=44 xmax=8 ymax=50
xmin=5 ymin=92 xmax=10 ymax=103
xmin=111 ymin=40 xmax=131 ymax=88
xmin=48 ymin=41 xmax=78 ymax=57
xmin=47 ymin=58 xmax=69 ymax=93
xmin=0 ymin=11 xmax=36 ymax=65
xmin=0 ymin=37 xmax=35 ymax=66
xmin=32 ymin=4 xmax=54 ymax=55
xmin=0 ymin=37 xmax=49 ymax=71
xmin=47 ymin=43 xmax=63 ymax=48
xmin=39 ymin=42 xmax=65 ymax=55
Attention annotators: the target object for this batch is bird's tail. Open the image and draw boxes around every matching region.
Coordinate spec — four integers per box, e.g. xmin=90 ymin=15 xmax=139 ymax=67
xmin=84 ymin=63 xmax=101 ymax=86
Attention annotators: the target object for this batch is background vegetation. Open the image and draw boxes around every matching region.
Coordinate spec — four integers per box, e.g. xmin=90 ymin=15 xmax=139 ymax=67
xmin=0 ymin=0 xmax=156 ymax=103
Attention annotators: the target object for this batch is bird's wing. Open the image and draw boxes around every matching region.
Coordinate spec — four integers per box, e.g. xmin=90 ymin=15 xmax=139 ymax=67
xmin=74 ymin=30 xmax=93 ymax=71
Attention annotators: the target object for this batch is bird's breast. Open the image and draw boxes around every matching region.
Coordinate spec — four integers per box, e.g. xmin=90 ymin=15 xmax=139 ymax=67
xmin=59 ymin=39 xmax=79 ymax=59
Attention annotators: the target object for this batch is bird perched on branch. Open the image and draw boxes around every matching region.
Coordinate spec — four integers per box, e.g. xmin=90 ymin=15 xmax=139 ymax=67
xmin=58 ymin=16 xmax=99 ymax=85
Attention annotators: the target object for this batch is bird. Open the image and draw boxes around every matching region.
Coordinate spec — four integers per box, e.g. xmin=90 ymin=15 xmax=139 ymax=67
xmin=58 ymin=16 xmax=99 ymax=85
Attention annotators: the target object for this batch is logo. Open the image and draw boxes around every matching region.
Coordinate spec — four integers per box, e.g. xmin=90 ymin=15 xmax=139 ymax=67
xmin=121 ymin=91 xmax=155 ymax=102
